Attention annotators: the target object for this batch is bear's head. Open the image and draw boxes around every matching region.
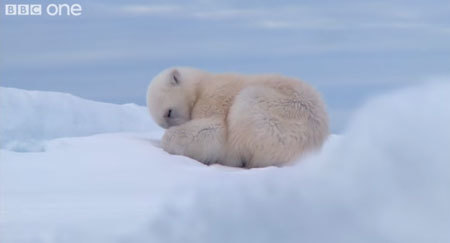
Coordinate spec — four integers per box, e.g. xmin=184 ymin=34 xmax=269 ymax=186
xmin=147 ymin=67 xmax=199 ymax=128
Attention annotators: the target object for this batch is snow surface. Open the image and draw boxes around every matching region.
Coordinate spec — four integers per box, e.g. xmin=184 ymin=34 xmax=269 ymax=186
xmin=0 ymin=87 xmax=158 ymax=152
xmin=1 ymin=82 xmax=450 ymax=243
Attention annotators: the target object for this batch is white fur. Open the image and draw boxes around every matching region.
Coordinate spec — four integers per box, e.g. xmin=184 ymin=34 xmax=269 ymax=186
xmin=147 ymin=67 xmax=329 ymax=168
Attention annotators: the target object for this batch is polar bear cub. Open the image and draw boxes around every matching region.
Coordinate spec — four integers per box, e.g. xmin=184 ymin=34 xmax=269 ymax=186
xmin=147 ymin=67 xmax=328 ymax=168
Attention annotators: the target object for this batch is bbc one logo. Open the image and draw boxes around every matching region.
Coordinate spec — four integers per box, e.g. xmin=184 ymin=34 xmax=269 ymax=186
xmin=5 ymin=4 xmax=82 ymax=16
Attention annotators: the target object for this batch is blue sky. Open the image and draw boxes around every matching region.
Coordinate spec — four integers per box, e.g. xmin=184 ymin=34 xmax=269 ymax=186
xmin=1 ymin=0 xmax=449 ymax=131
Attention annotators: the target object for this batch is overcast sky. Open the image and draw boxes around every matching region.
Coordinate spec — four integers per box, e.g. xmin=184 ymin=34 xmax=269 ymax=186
xmin=1 ymin=0 xmax=449 ymax=131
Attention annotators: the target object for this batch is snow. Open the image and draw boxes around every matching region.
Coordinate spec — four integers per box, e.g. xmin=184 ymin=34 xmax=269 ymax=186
xmin=0 ymin=87 xmax=158 ymax=152
xmin=1 ymin=82 xmax=450 ymax=243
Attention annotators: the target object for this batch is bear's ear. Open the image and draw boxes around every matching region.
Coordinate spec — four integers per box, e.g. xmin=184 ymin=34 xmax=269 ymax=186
xmin=170 ymin=69 xmax=181 ymax=85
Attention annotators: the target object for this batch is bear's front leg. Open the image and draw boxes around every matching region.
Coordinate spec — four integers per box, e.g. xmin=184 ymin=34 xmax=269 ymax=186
xmin=161 ymin=118 xmax=227 ymax=165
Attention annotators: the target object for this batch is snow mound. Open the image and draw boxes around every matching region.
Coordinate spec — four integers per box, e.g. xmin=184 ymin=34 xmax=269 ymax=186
xmin=132 ymin=81 xmax=450 ymax=243
xmin=0 ymin=87 xmax=158 ymax=151
xmin=1 ymin=82 xmax=450 ymax=243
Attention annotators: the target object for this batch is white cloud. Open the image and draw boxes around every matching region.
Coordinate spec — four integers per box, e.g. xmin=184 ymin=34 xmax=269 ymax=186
xmin=256 ymin=19 xmax=342 ymax=30
xmin=192 ymin=9 xmax=262 ymax=19
xmin=108 ymin=2 xmax=450 ymax=35
xmin=119 ymin=4 xmax=182 ymax=16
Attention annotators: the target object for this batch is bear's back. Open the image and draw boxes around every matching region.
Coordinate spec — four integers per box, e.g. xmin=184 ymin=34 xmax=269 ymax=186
xmin=191 ymin=73 xmax=324 ymax=123
xmin=191 ymin=74 xmax=245 ymax=119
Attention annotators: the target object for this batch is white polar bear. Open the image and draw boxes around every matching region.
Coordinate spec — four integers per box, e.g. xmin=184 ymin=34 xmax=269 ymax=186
xmin=147 ymin=67 xmax=329 ymax=168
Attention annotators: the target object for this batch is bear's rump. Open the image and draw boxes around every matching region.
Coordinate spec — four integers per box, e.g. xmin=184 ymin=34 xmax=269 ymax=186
xmin=226 ymin=85 xmax=314 ymax=167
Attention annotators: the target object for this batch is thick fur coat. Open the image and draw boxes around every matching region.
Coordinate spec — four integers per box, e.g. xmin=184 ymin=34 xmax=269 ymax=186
xmin=147 ymin=67 xmax=329 ymax=168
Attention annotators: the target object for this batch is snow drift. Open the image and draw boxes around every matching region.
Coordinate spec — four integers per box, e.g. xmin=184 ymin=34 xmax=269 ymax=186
xmin=1 ymin=81 xmax=449 ymax=243
xmin=0 ymin=87 xmax=158 ymax=151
